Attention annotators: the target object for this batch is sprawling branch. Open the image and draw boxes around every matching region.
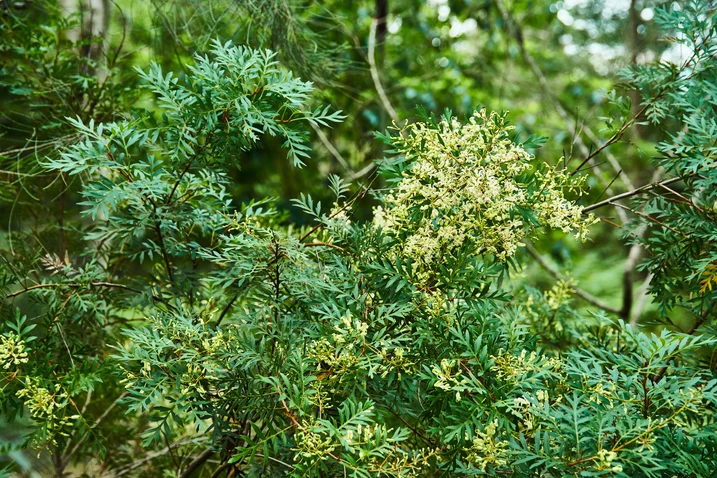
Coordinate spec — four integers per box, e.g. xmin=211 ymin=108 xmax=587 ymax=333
xmin=582 ymin=176 xmax=685 ymax=213
xmin=308 ymin=120 xmax=353 ymax=172
xmin=61 ymin=392 xmax=128 ymax=470
xmin=1 ymin=280 xmax=173 ymax=310
xmin=3 ymin=281 xmax=137 ymax=299
xmin=104 ymin=438 xmax=209 ymax=478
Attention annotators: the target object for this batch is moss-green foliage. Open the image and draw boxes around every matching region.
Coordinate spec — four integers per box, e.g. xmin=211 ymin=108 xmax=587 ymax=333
xmin=1 ymin=1 xmax=716 ymax=477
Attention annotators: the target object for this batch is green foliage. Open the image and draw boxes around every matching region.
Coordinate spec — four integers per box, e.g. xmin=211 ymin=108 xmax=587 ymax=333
xmin=621 ymin=2 xmax=717 ymax=319
xmin=0 ymin=1 xmax=716 ymax=477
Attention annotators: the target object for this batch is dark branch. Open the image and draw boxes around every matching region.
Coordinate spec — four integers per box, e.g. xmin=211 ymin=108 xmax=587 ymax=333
xmin=582 ymin=176 xmax=685 ymax=213
xmin=652 ymin=307 xmax=712 ymax=384
xmin=179 ymin=448 xmax=215 ymax=478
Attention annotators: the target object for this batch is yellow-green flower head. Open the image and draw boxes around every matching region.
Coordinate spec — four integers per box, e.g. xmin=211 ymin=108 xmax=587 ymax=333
xmin=374 ymin=109 xmax=597 ymax=274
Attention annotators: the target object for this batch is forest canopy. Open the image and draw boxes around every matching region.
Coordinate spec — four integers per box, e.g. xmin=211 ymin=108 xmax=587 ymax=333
xmin=1 ymin=0 xmax=716 ymax=477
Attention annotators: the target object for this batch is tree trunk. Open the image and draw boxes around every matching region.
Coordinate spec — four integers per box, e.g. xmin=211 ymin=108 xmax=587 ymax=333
xmin=627 ymin=0 xmax=643 ymax=139
xmin=59 ymin=0 xmax=110 ymax=79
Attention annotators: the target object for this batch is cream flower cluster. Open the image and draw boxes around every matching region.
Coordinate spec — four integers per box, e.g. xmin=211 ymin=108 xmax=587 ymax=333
xmin=0 ymin=332 xmax=29 ymax=370
xmin=16 ymin=379 xmax=67 ymax=420
xmin=491 ymin=349 xmax=560 ymax=382
xmin=294 ymin=424 xmax=337 ymax=463
xmin=431 ymin=358 xmax=468 ymax=401
xmin=374 ymin=110 xmax=597 ymax=272
xmin=463 ymin=419 xmax=510 ymax=472
xmin=545 ymin=278 xmax=576 ymax=310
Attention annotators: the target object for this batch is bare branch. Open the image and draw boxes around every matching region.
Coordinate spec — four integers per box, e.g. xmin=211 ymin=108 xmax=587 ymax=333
xmin=3 ymin=281 xmax=137 ymax=299
xmin=349 ymin=162 xmax=376 ymax=181
xmin=580 ymin=118 xmax=635 ymax=190
xmin=104 ymin=438 xmax=208 ymax=478
xmin=582 ymin=176 xmax=685 ymax=213
xmin=216 ymin=291 xmax=240 ymax=327
xmin=62 ymin=392 xmax=128 ymax=468
xmin=1 ymin=280 xmax=175 ymax=310
xmin=308 ymin=120 xmax=353 ymax=172
xmin=571 ymin=105 xmax=648 ymax=181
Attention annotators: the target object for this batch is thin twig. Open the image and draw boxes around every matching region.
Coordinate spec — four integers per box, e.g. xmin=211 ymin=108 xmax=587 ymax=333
xmin=209 ymin=462 xmax=233 ymax=478
xmin=609 ymin=202 xmax=685 ymax=237
xmin=580 ymin=119 xmax=635 ymax=190
xmin=308 ymin=121 xmax=353 ymax=172
xmin=252 ymin=454 xmax=294 ymax=470
xmin=349 ymin=162 xmax=376 ymax=181
xmin=62 ymin=392 xmax=128 ymax=468
xmin=166 ymin=160 xmax=194 ymax=205
xmin=303 ymin=242 xmax=345 ymax=252
xmin=3 ymin=281 xmax=136 ymax=299
xmin=105 ymin=148 xmax=177 ymax=286
xmin=216 ymin=292 xmax=240 ymax=327
xmin=652 ymin=307 xmax=712 ymax=384
xmin=571 ymin=105 xmax=648 ymax=179
xmin=582 ymin=176 xmax=685 ymax=213
xmin=1 ymin=280 xmax=174 ymax=310
xmin=153 ymin=217 xmax=175 ymax=285
xmin=298 ymin=184 xmax=372 ymax=243
xmin=658 ymin=183 xmax=703 ymax=212
xmin=105 ymin=438 xmax=208 ymax=478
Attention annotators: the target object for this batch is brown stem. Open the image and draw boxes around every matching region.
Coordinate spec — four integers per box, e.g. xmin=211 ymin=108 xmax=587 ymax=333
xmin=178 ymin=448 xmax=215 ymax=478
xmin=642 ymin=366 xmax=650 ymax=418
xmin=382 ymin=405 xmax=436 ymax=447
xmin=62 ymin=392 xmax=128 ymax=468
xmin=106 ymin=438 xmax=209 ymax=477
xmin=153 ymin=217 xmax=175 ymax=285
xmin=1 ymin=280 xmax=174 ymax=310
xmin=166 ymin=160 xmax=194 ymax=205
xmin=3 ymin=281 xmax=136 ymax=299
xmin=209 ymin=462 xmax=233 ymax=478
xmin=216 ymin=292 xmax=239 ymax=327
xmin=104 ymin=149 xmax=175 ymax=286
xmin=298 ymin=182 xmax=373 ymax=243
xmin=571 ymin=105 xmax=648 ymax=179
xmin=303 ymin=242 xmax=345 ymax=252
xmin=652 ymin=307 xmax=711 ymax=383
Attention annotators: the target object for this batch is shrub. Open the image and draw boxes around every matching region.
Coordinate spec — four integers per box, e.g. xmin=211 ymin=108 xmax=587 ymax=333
xmin=1 ymin=3 xmax=716 ymax=477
